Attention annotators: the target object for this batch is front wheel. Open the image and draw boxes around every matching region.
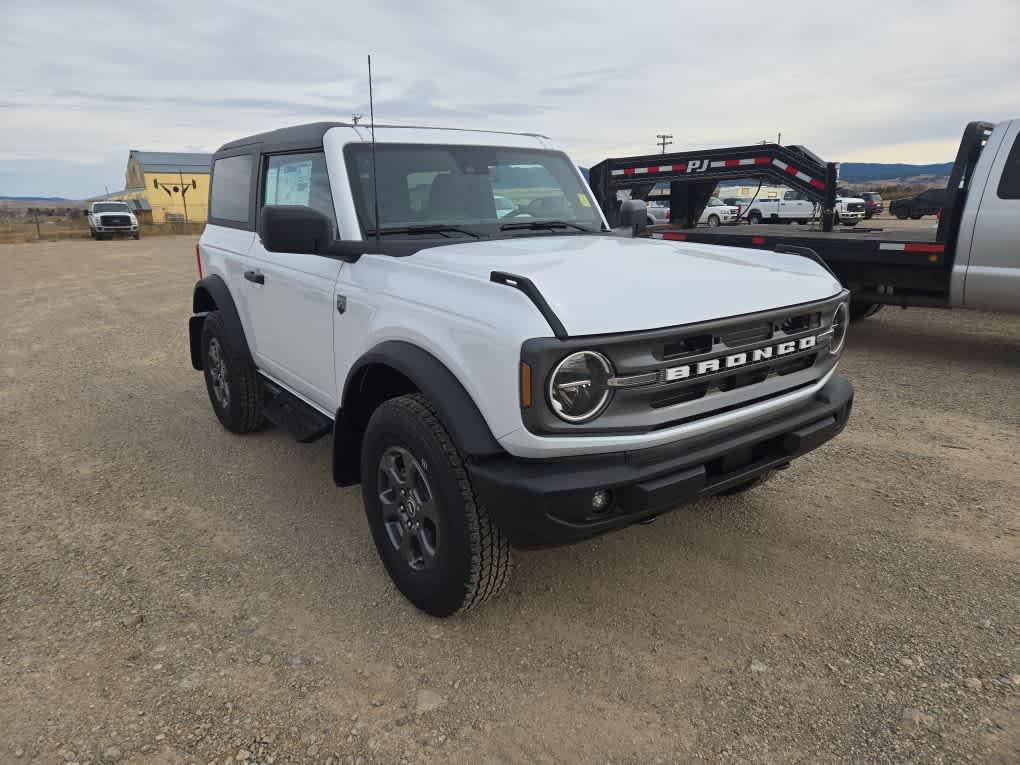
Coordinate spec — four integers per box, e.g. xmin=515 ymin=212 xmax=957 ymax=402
xmin=361 ymin=394 xmax=511 ymax=617
xmin=707 ymin=214 xmax=720 ymax=228
xmin=895 ymin=211 xmax=909 ymax=220
xmin=849 ymin=302 xmax=883 ymax=321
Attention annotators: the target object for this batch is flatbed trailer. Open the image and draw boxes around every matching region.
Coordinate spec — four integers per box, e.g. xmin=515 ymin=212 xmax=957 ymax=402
xmin=589 ymin=122 xmax=997 ymax=313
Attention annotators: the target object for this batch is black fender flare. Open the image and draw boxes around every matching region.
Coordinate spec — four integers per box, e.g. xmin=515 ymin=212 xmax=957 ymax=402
xmin=333 ymin=341 xmax=504 ymax=486
xmin=189 ymin=274 xmax=252 ymax=370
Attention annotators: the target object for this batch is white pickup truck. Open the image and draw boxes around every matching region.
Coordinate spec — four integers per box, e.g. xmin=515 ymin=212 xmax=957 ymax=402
xmin=742 ymin=190 xmax=864 ymax=226
xmin=86 ymin=201 xmax=140 ymax=239
xmin=743 ymin=190 xmax=816 ymax=224
xmin=189 ymin=122 xmax=853 ymax=616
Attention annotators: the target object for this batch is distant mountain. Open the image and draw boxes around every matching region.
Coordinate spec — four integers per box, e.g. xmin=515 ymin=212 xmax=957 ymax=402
xmin=837 ymin=162 xmax=953 ymax=184
xmin=0 ymin=195 xmax=74 ymax=202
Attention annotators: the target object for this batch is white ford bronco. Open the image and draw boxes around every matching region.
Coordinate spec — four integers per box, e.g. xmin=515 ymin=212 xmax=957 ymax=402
xmin=189 ymin=122 xmax=854 ymax=616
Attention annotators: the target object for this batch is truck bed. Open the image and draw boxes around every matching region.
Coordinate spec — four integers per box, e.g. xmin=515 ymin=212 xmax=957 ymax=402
xmin=646 ymin=222 xmax=952 ymax=307
xmin=647 ymin=222 xmax=946 ymax=268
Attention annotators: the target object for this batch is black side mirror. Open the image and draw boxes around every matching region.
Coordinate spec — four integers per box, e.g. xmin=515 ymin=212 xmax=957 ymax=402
xmin=261 ymin=205 xmax=332 ymax=253
xmin=618 ymin=199 xmax=648 ymax=236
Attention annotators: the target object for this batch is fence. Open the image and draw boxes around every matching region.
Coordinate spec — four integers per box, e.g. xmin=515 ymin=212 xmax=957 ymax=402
xmin=0 ymin=218 xmax=205 ymax=244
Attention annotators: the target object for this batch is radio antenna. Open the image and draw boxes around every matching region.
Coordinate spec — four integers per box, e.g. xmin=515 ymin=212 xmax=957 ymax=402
xmin=368 ymin=54 xmax=381 ymax=252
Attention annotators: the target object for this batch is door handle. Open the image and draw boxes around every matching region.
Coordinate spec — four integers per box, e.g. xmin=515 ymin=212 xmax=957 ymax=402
xmin=244 ymin=270 xmax=265 ymax=285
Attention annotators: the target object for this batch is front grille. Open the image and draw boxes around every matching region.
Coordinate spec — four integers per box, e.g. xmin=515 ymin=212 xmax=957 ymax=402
xmin=102 ymin=215 xmax=131 ymax=226
xmin=846 ymin=203 xmax=865 ymax=213
xmin=718 ymin=321 xmax=772 ymax=347
xmin=519 ymin=293 xmax=845 ymax=436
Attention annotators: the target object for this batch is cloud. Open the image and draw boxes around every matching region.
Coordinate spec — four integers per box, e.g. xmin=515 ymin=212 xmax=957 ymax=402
xmin=1 ymin=0 xmax=1018 ymax=195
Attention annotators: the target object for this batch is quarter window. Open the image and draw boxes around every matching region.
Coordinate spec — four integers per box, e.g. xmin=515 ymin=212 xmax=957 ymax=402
xmin=210 ymin=155 xmax=253 ymax=224
xmin=997 ymin=133 xmax=1020 ymax=200
xmin=263 ymin=152 xmax=337 ymax=236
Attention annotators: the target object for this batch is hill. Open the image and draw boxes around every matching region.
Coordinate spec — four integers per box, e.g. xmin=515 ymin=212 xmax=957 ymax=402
xmin=0 ymin=195 xmax=74 ymax=202
xmin=837 ymin=162 xmax=953 ymax=184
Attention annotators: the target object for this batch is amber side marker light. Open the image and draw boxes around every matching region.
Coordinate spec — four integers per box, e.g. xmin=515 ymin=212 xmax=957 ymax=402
xmin=519 ymin=362 xmax=532 ymax=408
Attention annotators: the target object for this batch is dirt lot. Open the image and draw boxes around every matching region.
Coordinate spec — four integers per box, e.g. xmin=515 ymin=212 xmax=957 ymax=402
xmin=1 ymin=237 xmax=1017 ymax=764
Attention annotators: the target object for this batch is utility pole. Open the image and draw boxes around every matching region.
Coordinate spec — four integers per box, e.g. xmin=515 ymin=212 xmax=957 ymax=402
xmin=777 ymin=131 xmax=782 ymax=144
xmin=656 ymin=134 xmax=673 ymax=154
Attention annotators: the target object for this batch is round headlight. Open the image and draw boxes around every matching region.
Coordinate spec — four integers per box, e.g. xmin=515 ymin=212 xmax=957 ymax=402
xmin=830 ymin=302 xmax=849 ymax=355
xmin=548 ymin=351 xmax=613 ymax=423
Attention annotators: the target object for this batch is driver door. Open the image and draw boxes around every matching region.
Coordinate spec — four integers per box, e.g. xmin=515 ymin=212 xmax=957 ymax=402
xmin=245 ymin=151 xmax=343 ymax=412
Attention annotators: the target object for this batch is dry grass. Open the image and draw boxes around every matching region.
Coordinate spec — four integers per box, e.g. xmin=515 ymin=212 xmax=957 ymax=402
xmin=0 ymin=220 xmax=205 ymax=244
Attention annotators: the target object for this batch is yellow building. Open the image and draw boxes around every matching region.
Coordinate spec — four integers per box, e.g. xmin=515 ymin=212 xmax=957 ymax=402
xmin=106 ymin=150 xmax=212 ymax=223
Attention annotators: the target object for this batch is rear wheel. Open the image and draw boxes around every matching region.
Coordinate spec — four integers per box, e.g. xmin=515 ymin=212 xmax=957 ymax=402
xmin=895 ymin=211 xmax=909 ymax=219
xmin=748 ymin=211 xmax=762 ymax=225
xmin=910 ymin=214 xmax=922 ymax=220
xmin=361 ymin=394 xmax=511 ymax=617
xmin=201 ymin=311 xmax=263 ymax=433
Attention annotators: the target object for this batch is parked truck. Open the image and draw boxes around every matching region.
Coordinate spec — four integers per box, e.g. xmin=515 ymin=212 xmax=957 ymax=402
xmin=188 ymin=122 xmax=853 ymax=616
xmin=590 ymin=120 xmax=1020 ymax=317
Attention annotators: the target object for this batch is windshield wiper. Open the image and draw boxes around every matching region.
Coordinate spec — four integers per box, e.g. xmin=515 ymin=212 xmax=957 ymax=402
xmin=365 ymin=224 xmax=481 ymax=239
xmin=499 ymin=220 xmax=594 ymax=233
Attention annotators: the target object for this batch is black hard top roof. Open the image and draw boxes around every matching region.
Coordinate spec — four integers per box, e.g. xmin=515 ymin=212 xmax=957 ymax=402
xmin=214 ymin=121 xmax=549 ymax=156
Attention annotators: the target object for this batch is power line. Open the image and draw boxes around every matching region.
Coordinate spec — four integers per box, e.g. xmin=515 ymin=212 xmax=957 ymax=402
xmin=656 ymin=133 xmax=673 ymax=154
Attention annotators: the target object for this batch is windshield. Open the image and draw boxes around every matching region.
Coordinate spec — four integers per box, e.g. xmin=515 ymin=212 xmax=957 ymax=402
xmin=93 ymin=202 xmax=130 ymax=213
xmin=707 ymin=197 xmax=724 ymax=206
xmin=346 ymin=144 xmax=603 ymax=235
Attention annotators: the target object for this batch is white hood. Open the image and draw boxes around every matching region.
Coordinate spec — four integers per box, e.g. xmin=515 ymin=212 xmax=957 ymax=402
xmin=412 ymin=234 xmax=843 ymax=336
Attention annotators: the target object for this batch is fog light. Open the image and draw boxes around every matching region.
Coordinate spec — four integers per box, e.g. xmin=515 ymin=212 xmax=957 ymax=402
xmin=591 ymin=489 xmax=612 ymax=513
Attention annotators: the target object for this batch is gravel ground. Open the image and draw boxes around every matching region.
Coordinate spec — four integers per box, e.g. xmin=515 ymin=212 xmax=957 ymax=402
xmin=1 ymin=237 xmax=1017 ymax=765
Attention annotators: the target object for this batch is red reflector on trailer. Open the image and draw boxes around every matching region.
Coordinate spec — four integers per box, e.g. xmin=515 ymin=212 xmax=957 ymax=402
xmin=903 ymin=243 xmax=944 ymax=253
xmin=784 ymin=164 xmax=799 ymax=175
xmin=663 ymin=232 xmax=687 ymax=241
xmin=809 ymin=178 xmax=826 ymax=189
xmin=672 ymin=163 xmax=687 ymax=172
xmin=751 ymin=236 xmax=766 ymax=245
xmin=754 ymin=156 xmax=771 ymax=165
xmin=724 ymin=159 xmax=740 ymax=168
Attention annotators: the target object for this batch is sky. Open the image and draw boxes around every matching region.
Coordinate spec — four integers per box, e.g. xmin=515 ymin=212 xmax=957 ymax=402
xmin=1 ymin=0 xmax=1018 ymax=198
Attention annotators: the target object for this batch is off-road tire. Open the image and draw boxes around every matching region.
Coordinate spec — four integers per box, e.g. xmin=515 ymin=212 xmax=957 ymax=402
xmin=361 ymin=393 xmax=512 ymax=617
xmin=716 ymin=472 xmax=772 ymax=496
xmin=200 ymin=310 xmax=263 ymax=434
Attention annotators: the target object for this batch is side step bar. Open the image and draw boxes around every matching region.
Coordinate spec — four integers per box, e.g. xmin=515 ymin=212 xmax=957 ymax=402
xmin=259 ymin=377 xmax=333 ymax=443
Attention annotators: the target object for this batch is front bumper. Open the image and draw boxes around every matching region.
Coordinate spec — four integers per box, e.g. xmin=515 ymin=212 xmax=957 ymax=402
xmin=468 ymin=374 xmax=853 ymax=548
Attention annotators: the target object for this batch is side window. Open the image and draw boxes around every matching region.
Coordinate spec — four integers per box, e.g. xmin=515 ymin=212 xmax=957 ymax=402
xmin=784 ymin=191 xmax=794 ymax=201
xmin=263 ymin=152 xmax=337 ymax=236
xmin=210 ymin=155 xmax=253 ymax=224
xmin=997 ymin=133 xmax=1020 ymax=200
